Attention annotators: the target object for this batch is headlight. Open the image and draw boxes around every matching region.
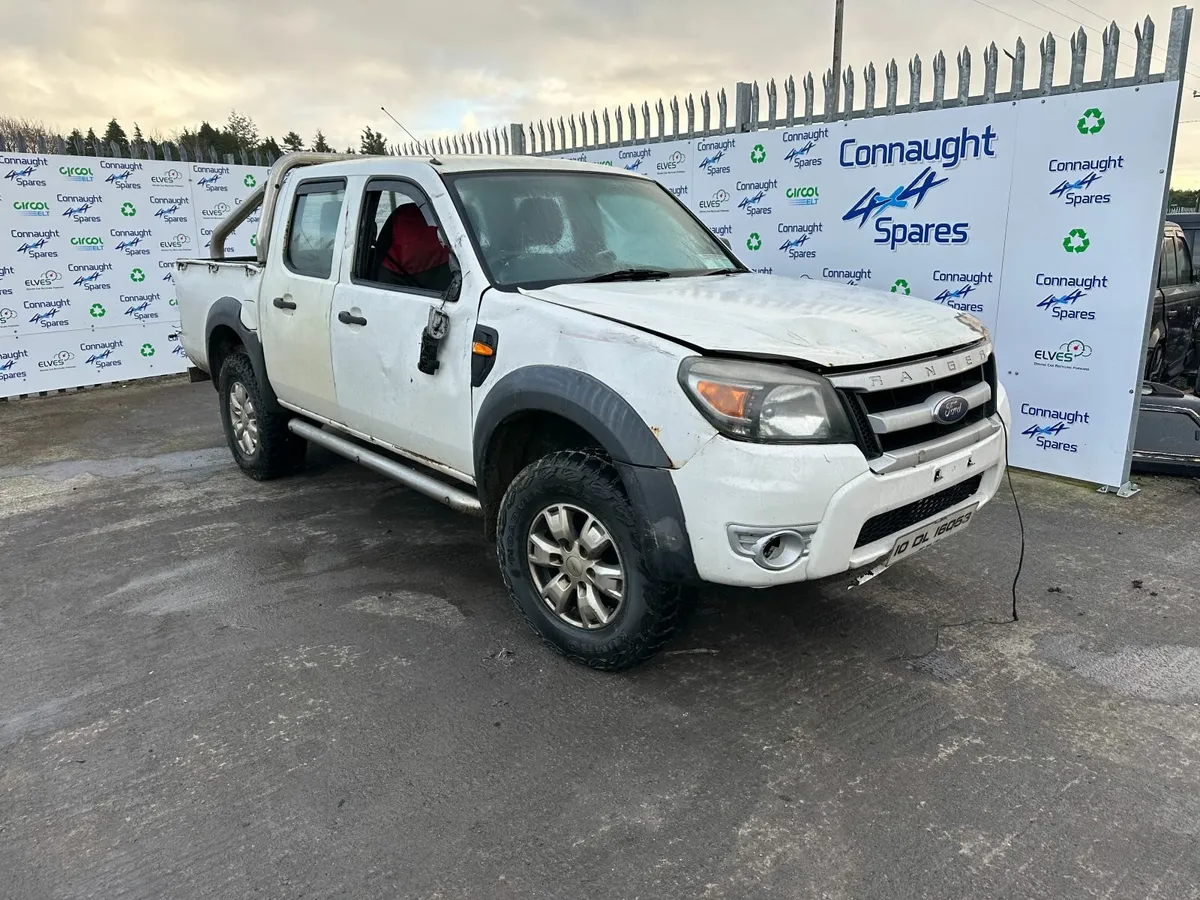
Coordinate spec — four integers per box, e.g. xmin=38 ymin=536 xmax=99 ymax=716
xmin=678 ymin=357 xmax=855 ymax=443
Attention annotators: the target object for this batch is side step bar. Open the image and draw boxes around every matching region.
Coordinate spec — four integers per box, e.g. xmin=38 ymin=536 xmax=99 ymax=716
xmin=288 ymin=419 xmax=482 ymax=515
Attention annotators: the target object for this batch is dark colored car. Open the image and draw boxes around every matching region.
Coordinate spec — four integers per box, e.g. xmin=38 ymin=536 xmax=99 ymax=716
xmin=1156 ymin=218 xmax=1200 ymax=385
xmin=1133 ymin=381 xmax=1200 ymax=475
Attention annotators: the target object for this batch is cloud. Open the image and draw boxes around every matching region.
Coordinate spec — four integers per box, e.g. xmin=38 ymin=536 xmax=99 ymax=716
xmin=0 ymin=0 xmax=1196 ymax=182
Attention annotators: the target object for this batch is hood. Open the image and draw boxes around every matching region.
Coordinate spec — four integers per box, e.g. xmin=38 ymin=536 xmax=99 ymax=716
xmin=521 ymin=273 xmax=987 ymax=368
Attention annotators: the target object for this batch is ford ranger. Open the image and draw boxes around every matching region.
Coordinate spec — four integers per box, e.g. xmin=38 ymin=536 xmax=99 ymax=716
xmin=176 ymin=152 xmax=1010 ymax=670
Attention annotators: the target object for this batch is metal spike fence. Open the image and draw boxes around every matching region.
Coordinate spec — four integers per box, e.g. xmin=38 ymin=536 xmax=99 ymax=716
xmin=409 ymin=6 xmax=1190 ymax=159
xmin=0 ymin=8 xmax=1187 ymax=162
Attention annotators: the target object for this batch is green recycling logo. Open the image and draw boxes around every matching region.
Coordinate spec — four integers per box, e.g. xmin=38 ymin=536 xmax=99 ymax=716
xmin=120 ymin=202 xmax=136 ymax=217
xmin=140 ymin=343 xmax=155 ymax=358
xmin=129 ymin=268 xmax=145 ymax=283
xmin=250 ymin=234 xmax=257 ymax=247
xmin=750 ymin=144 xmax=766 ymax=164
xmin=1076 ymin=108 xmax=1105 ymax=135
xmin=243 ymin=174 xmax=257 ymax=188
xmin=746 ymin=232 xmax=762 ymax=251
xmin=1063 ymin=228 xmax=1090 ymax=253
xmin=89 ymin=303 xmax=106 ymax=318
xmin=890 ymin=278 xmax=911 ymax=295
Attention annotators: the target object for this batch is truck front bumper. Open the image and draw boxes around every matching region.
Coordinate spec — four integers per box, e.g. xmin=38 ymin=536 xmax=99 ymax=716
xmin=670 ymin=411 xmax=1008 ymax=588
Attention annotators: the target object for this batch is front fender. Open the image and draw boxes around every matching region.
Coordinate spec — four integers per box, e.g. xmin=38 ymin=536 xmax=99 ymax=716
xmin=472 ymin=366 xmax=672 ymax=474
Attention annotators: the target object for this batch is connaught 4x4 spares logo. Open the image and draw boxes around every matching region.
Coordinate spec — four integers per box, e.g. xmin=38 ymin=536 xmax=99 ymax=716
xmin=1020 ymin=403 xmax=1090 ymax=454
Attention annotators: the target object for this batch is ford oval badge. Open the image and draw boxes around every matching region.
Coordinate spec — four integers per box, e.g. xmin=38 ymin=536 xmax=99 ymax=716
xmin=932 ymin=395 xmax=971 ymax=425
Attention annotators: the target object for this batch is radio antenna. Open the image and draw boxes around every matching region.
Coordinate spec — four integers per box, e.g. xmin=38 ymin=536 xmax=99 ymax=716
xmin=380 ymin=106 xmax=420 ymax=145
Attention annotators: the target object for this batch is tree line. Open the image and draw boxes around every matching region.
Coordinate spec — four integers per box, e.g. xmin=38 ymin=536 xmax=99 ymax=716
xmin=0 ymin=110 xmax=397 ymax=158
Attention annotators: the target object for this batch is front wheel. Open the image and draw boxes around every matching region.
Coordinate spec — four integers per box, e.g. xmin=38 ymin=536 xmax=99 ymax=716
xmin=496 ymin=450 xmax=689 ymax=670
xmin=217 ymin=349 xmax=306 ymax=480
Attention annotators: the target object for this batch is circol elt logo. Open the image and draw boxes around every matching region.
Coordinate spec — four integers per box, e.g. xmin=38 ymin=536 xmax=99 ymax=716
xmin=750 ymin=144 xmax=766 ymax=164
xmin=89 ymin=302 xmax=106 ymax=318
xmin=120 ymin=202 xmax=137 ymax=217
xmin=140 ymin=343 xmax=156 ymax=358
xmin=746 ymin=232 xmax=762 ymax=251
xmin=890 ymin=278 xmax=911 ymax=295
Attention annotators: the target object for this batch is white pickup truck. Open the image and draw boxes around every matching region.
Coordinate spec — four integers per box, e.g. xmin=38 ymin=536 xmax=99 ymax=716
xmin=177 ymin=152 xmax=1009 ymax=669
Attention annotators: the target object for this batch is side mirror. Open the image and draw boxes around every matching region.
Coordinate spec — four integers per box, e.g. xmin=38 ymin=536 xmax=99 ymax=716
xmin=719 ymin=237 xmax=731 ymax=250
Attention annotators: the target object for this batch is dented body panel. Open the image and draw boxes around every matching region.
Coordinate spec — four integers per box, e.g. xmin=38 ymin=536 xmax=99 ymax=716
xmin=521 ymin=275 xmax=984 ymax=368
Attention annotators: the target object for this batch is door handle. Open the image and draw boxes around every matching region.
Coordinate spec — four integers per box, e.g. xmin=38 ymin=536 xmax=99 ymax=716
xmin=272 ymin=297 xmax=297 ymax=310
xmin=338 ymin=311 xmax=368 ymax=327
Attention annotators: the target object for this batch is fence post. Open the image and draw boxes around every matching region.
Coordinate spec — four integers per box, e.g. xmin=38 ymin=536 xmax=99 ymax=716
xmin=734 ymin=82 xmax=753 ymax=132
xmin=508 ymin=123 xmax=526 ymax=155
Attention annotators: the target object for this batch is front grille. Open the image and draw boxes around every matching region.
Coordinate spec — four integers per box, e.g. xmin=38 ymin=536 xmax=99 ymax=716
xmin=841 ymin=392 xmax=882 ymax=459
xmin=854 ymin=474 xmax=982 ymax=548
xmin=876 ymin=407 xmax=989 ymax=453
xmin=831 ymin=342 xmax=997 ymax=468
xmin=859 ymin=364 xmax=988 ymax=415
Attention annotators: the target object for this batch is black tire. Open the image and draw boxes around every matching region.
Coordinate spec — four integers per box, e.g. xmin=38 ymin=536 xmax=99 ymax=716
xmin=217 ymin=349 xmax=306 ymax=480
xmin=496 ymin=450 xmax=689 ymax=670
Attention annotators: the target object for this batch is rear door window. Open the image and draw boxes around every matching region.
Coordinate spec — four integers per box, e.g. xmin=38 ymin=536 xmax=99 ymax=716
xmin=285 ymin=182 xmax=346 ymax=279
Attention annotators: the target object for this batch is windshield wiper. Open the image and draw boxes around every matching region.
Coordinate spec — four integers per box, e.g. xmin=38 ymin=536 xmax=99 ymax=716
xmin=580 ymin=267 xmax=672 ymax=283
xmin=702 ymin=267 xmax=746 ymax=276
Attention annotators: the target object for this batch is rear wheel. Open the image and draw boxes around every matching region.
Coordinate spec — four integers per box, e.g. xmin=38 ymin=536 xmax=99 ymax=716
xmin=217 ymin=349 xmax=305 ymax=479
xmin=496 ymin=450 xmax=689 ymax=670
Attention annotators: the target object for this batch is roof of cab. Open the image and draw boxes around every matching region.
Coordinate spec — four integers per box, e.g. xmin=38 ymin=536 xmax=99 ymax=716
xmin=300 ymin=154 xmax=629 ymax=177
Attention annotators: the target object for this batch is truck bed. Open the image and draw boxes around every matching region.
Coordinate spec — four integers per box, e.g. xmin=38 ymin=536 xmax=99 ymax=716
xmin=176 ymin=258 xmax=264 ymax=372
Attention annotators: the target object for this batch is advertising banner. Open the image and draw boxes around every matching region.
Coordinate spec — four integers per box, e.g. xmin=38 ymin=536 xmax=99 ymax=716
xmin=991 ymin=84 xmax=1177 ymax=485
xmin=0 ymin=154 xmax=268 ymax=398
xmin=551 ymin=82 xmax=1177 ymax=487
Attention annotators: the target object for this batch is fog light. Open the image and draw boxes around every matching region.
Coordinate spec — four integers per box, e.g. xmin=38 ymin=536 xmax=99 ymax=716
xmin=727 ymin=525 xmax=815 ymax=571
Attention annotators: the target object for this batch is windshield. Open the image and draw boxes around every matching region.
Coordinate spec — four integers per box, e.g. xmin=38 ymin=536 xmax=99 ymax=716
xmin=445 ymin=170 xmax=743 ymax=289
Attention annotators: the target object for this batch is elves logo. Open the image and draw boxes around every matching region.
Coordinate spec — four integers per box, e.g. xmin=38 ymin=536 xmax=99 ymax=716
xmin=201 ymin=202 xmax=231 ymax=220
xmin=656 ymin=150 xmax=686 ymax=173
xmin=1034 ymin=339 xmax=1093 ymax=369
xmin=151 ymin=168 xmax=184 ymax=185
xmin=24 ymin=269 xmax=62 ymax=290
xmin=698 ymin=189 xmax=730 ymax=212
xmin=37 ymin=350 xmax=75 ymax=371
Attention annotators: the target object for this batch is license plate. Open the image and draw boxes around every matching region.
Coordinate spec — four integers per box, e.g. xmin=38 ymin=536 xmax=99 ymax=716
xmin=887 ymin=503 xmax=978 ymax=565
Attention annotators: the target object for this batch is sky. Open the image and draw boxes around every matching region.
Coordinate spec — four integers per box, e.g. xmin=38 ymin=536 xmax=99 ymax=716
xmin=4 ymin=0 xmax=1200 ymax=185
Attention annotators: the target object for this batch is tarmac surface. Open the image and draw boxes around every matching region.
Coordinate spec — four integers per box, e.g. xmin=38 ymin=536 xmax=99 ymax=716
xmin=2 ymin=377 xmax=1198 ymax=899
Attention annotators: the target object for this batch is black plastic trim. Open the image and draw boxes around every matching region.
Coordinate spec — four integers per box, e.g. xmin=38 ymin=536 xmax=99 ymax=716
xmin=204 ymin=297 xmax=282 ymax=411
xmin=471 ymin=325 xmax=499 ymax=387
xmin=473 ymin=366 xmax=672 ymax=473
xmin=614 ymin=462 xmax=699 ymax=584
